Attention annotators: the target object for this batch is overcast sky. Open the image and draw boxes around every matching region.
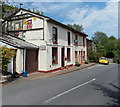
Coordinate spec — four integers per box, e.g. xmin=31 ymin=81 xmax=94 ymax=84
xmin=7 ymin=0 xmax=119 ymax=39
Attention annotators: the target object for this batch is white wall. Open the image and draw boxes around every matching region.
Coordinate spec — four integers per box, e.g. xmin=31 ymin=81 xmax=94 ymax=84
xmin=7 ymin=58 xmax=13 ymax=73
xmin=45 ymin=22 xmax=73 ymax=46
xmin=23 ymin=30 xmax=43 ymax=40
xmin=7 ymin=9 xmax=87 ymax=72
xmin=16 ymin=49 xmax=24 ymax=73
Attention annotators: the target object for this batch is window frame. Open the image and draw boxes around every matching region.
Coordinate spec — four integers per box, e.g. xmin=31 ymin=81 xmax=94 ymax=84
xmin=67 ymin=48 xmax=71 ymax=62
xmin=68 ymin=31 xmax=71 ymax=45
xmin=83 ymin=37 xmax=85 ymax=46
xmin=52 ymin=47 xmax=58 ymax=64
xmin=74 ymin=34 xmax=78 ymax=45
xmin=52 ymin=27 xmax=58 ymax=44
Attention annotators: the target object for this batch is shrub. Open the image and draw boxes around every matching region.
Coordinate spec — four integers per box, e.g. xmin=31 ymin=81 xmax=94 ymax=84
xmin=84 ymin=60 xmax=89 ymax=64
xmin=0 ymin=46 xmax=16 ymax=73
xmin=75 ymin=62 xmax=80 ymax=66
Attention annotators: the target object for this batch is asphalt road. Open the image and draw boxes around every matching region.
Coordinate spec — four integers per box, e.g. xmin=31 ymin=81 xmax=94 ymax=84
xmin=2 ymin=63 xmax=119 ymax=105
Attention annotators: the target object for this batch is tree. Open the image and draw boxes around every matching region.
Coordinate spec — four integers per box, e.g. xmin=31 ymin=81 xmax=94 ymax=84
xmin=87 ymin=49 xmax=101 ymax=63
xmin=35 ymin=10 xmax=40 ymax=14
xmin=91 ymin=31 xmax=119 ymax=63
xmin=92 ymin=31 xmax=108 ymax=46
xmin=1 ymin=2 xmax=18 ymax=18
xmin=28 ymin=8 xmax=31 ymax=11
xmin=0 ymin=46 xmax=16 ymax=73
xmin=67 ymin=24 xmax=84 ymax=32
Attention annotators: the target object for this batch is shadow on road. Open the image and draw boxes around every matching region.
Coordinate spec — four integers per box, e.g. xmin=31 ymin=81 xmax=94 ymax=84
xmin=91 ymin=83 xmax=120 ymax=106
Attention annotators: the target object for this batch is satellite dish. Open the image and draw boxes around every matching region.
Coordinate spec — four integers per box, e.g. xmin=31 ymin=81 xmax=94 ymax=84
xmin=74 ymin=39 xmax=78 ymax=44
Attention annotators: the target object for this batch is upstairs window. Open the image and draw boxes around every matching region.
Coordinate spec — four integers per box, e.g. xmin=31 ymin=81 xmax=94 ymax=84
xmin=74 ymin=35 xmax=78 ymax=45
xmin=68 ymin=32 xmax=71 ymax=45
xmin=67 ymin=48 xmax=71 ymax=61
xmin=52 ymin=47 xmax=58 ymax=64
xmin=52 ymin=27 xmax=58 ymax=44
xmin=83 ymin=37 xmax=85 ymax=46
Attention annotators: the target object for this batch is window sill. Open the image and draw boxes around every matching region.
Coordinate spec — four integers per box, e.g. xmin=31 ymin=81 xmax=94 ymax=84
xmin=52 ymin=62 xmax=58 ymax=65
xmin=53 ymin=42 xmax=58 ymax=44
xmin=67 ymin=59 xmax=71 ymax=62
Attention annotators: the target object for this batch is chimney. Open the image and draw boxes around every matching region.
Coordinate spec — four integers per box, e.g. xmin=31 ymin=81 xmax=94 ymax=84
xmin=20 ymin=3 xmax=23 ymax=8
xmin=33 ymin=8 xmax=34 ymax=12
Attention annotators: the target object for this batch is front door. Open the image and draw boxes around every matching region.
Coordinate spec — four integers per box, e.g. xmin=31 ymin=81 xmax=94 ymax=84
xmin=75 ymin=51 xmax=78 ymax=62
xmin=61 ymin=48 xmax=65 ymax=67
xmin=26 ymin=49 xmax=38 ymax=73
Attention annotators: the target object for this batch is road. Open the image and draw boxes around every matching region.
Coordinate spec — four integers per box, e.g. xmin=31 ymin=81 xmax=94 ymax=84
xmin=2 ymin=63 xmax=119 ymax=105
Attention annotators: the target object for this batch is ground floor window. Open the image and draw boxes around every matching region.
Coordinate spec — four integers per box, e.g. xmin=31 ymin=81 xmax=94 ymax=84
xmin=67 ymin=48 xmax=71 ymax=61
xmin=52 ymin=47 xmax=58 ymax=64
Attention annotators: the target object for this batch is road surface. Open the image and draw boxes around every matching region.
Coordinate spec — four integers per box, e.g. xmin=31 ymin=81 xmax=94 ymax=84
xmin=2 ymin=63 xmax=119 ymax=105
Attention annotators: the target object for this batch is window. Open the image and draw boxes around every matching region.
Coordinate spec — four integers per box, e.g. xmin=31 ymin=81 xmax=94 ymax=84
xmin=67 ymin=48 xmax=71 ymax=61
xmin=52 ymin=27 xmax=58 ymax=44
xmin=83 ymin=37 xmax=85 ymax=46
xmin=68 ymin=32 xmax=71 ymax=45
xmin=75 ymin=35 xmax=78 ymax=40
xmin=74 ymin=35 xmax=78 ymax=45
xmin=27 ymin=20 xmax=32 ymax=29
xmin=52 ymin=47 xmax=58 ymax=64
xmin=15 ymin=32 xmax=19 ymax=37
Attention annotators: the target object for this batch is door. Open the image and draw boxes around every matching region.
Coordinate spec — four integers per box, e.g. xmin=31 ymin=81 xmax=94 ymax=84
xmin=79 ymin=51 xmax=81 ymax=63
xmin=26 ymin=49 xmax=38 ymax=73
xmin=75 ymin=51 xmax=78 ymax=62
xmin=61 ymin=48 xmax=65 ymax=67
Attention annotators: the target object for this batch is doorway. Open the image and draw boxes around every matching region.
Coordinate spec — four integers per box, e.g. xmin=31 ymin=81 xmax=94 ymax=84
xmin=61 ymin=47 xmax=65 ymax=67
xmin=26 ymin=49 xmax=38 ymax=73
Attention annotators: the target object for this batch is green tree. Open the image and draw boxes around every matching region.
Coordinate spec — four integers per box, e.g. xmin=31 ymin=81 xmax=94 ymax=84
xmin=28 ymin=8 xmax=31 ymax=11
xmin=1 ymin=2 xmax=18 ymax=18
xmin=0 ymin=46 xmax=16 ymax=73
xmin=92 ymin=31 xmax=108 ymax=46
xmin=35 ymin=10 xmax=40 ymax=14
xmin=67 ymin=24 xmax=84 ymax=32
xmin=106 ymin=36 xmax=117 ymax=58
xmin=87 ymin=49 xmax=101 ymax=63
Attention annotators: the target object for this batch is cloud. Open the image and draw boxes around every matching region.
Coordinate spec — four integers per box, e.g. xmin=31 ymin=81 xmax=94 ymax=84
xmin=9 ymin=0 xmax=111 ymax=2
xmin=8 ymin=0 xmax=118 ymax=39
xmin=64 ymin=0 xmax=118 ymax=38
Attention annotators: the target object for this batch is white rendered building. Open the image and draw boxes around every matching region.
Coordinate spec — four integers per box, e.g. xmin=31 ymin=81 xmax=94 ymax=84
xmin=4 ymin=8 xmax=87 ymax=73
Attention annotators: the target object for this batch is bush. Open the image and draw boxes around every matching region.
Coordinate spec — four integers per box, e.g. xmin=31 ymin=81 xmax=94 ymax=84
xmin=75 ymin=62 xmax=80 ymax=66
xmin=84 ymin=60 xmax=89 ymax=64
xmin=88 ymin=49 xmax=101 ymax=63
xmin=0 ymin=46 xmax=16 ymax=73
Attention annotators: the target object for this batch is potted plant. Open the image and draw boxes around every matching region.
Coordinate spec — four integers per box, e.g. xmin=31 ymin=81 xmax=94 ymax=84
xmin=84 ymin=60 xmax=89 ymax=64
xmin=75 ymin=62 xmax=80 ymax=66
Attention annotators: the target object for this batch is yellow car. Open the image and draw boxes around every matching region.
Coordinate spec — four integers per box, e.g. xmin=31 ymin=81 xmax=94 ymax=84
xmin=99 ymin=57 xmax=109 ymax=65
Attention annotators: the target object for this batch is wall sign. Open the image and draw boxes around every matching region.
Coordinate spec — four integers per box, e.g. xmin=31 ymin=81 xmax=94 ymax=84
xmin=40 ymin=45 xmax=46 ymax=50
xmin=33 ymin=17 xmax=37 ymax=21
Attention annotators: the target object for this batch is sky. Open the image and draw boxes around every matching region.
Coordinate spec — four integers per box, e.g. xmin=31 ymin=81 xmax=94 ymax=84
xmin=6 ymin=0 xmax=119 ymax=39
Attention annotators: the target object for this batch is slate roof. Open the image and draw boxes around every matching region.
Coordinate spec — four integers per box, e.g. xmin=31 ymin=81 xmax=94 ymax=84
xmin=0 ymin=32 xmax=39 ymax=49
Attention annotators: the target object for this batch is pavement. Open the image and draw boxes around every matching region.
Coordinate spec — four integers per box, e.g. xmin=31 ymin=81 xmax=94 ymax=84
xmin=2 ymin=63 xmax=119 ymax=105
xmin=1 ymin=63 xmax=96 ymax=86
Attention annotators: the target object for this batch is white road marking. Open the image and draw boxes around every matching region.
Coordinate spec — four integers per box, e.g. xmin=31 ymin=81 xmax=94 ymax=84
xmin=43 ymin=78 xmax=96 ymax=103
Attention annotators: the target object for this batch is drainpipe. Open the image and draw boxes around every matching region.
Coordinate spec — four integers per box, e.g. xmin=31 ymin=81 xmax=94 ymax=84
xmin=23 ymin=49 xmax=26 ymax=71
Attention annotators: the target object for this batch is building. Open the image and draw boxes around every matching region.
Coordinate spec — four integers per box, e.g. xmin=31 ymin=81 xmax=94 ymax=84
xmin=3 ymin=8 xmax=88 ymax=73
xmin=86 ymin=39 xmax=96 ymax=52
xmin=1 ymin=32 xmax=39 ymax=74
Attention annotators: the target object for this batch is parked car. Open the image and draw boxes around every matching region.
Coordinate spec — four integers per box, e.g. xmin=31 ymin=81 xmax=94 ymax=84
xmin=99 ymin=57 xmax=109 ymax=65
